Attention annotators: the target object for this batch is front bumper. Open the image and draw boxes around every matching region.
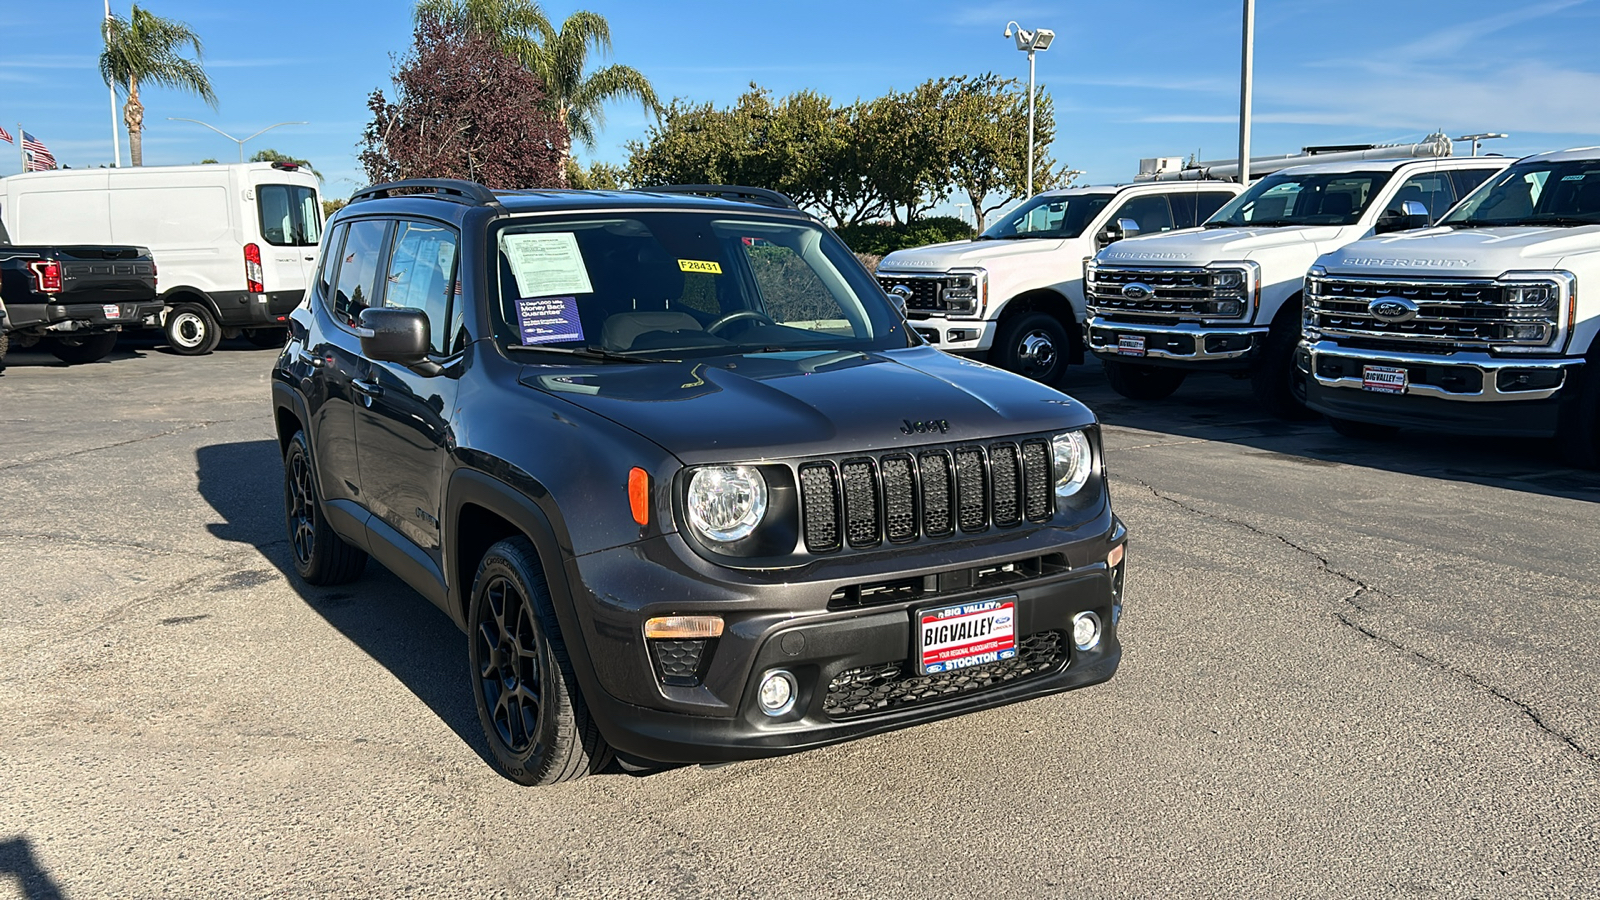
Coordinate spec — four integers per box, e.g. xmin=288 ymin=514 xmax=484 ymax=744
xmin=906 ymin=316 xmax=996 ymax=352
xmin=1299 ymin=340 xmax=1582 ymax=436
xmin=1087 ymin=317 xmax=1266 ymax=370
xmin=564 ymin=518 xmax=1127 ymax=764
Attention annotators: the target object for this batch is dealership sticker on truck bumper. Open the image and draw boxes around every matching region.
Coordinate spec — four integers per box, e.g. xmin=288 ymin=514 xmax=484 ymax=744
xmin=1117 ymin=335 xmax=1146 ymax=357
xmin=1362 ymin=365 xmax=1408 ymax=394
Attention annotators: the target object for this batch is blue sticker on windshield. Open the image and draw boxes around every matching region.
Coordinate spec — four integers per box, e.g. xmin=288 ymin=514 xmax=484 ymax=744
xmin=516 ymin=296 xmax=584 ymax=345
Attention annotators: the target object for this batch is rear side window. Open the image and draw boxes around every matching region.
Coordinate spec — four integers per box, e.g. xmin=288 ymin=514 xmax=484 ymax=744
xmin=258 ymin=184 xmax=322 ymax=247
xmin=326 ymin=219 xmax=390 ymax=327
xmin=383 ymin=220 xmax=459 ymax=354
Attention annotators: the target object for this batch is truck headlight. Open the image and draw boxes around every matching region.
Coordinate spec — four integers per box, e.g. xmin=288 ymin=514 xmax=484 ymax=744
xmin=1204 ymin=261 xmax=1258 ymax=319
xmin=686 ymin=466 xmax=768 ymax=543
xmin=1051 ymin=430 xmax=1093 ymax=498
xmin=943 ymin=269 xmax=987 ymax=318
xmin=1494 ymin=271 xmax=1573 ymax=352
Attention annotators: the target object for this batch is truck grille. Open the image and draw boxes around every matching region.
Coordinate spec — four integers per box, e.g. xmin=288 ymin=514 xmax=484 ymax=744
xmin=1308 ymin=277 xmax=1558 ymax=350
xmin=798 ymin=439 xmax=1053 ymax=553
xmin=1087 ymin=266 xmax=1216 ymax=317
xmin=874 ymin=275 xmax=945 ymax=312
xmin=823 ymin=630 xmax=1068 ymax=718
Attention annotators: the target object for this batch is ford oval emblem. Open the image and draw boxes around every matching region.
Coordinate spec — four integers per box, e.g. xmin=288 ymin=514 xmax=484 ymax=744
xmin=1121 ymin=282 xmax=1154 ymax=301
xmin=1369 ymin=296 xmax=1420 ymax=323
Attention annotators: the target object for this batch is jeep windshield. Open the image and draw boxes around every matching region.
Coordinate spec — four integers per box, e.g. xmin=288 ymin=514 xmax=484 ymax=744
xmin=980 ymin=193 xmax=1113 ymax=240
xmin=1205 ymin=170 xmax=1394 ymax=228
xmin=492 ymin=212 xmax=914 ymax=359
xmin=1441 ymin=159 xmax=1600 ymax=228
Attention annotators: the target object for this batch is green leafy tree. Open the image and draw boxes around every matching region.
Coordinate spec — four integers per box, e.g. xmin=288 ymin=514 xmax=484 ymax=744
xmin=944 ymin=74 xmax=1070 ymax=231
xmin=99 ymin=4 xmax=217 ymax=166
xmin=565 ymin=158 xmax=628 ymax=190
xmin=250 ymin=148 xmax=321 ymax=179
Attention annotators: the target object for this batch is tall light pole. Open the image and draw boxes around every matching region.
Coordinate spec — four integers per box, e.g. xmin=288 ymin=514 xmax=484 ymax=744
xmin=1004 ymin=20 xmax=1055 ymax=199
xmin=166 ymin=118 xmax=308 ymax=162
xmin=1237 ymin=0 xmax=1255 ymax=184
xmin=106 ymin=0 xmax=120 ymax=166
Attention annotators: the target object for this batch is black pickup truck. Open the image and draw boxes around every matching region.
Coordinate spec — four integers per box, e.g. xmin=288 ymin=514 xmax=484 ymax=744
xmin=0 ymin=217 xmax=160 ymax=368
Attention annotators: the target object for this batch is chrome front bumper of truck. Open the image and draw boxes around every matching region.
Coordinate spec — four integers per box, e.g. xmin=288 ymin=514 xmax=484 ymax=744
xmin=1087 ymin=317 xmax=1267 ymax=364
xmin=1299 ymin=340 xmax=1579 ymax=402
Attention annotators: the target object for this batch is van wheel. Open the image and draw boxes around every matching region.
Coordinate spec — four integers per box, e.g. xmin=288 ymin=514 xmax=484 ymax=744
xmin=282 ymin=431 xmax=367 ymax=584
xmin=48 ymin=332 xmax=119 ymax=364
xmin=166 ymin=303 xmax=221 ymax=355
xmin=1252 ymin=307 xmax=1318 ymax=420
xmin=469 ymin=537 xmax=613 ymax=786
xmin=1557 ymin=361 xmax=1600 ymax=469
xmin=1104 ymin=359 xmax=1186 ymax=400
xmin=993 ymin=312 xmax=1070 ymax=384
xmin=1327 ymin=416 xmax=1399 ymax=440
xmin=245 ymin=328 xmax=287 ymax=348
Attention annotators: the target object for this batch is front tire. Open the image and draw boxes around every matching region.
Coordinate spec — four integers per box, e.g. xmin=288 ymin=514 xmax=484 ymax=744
xmin=165 ymin=303 xmax=221 ymax=355
xmin=1327 ymin=416 xmax=1399 ymax=440
xmin=1252 ymin=305 xmax=1318 ymax=420
xmin=282 ymin=431 xmax=367 ymax=585
xmin=1103 ymin=358 xmax=1187 ymax=400
xmin=47 ymin=331 xmax=119 ymax=364
xmin=992 ymin=312 xmax=1071 ymax=384
xmin=1557 ymin=360 xmax=1600 ymax=469
xmin=469 ymin=537 xmax=613 ymax=786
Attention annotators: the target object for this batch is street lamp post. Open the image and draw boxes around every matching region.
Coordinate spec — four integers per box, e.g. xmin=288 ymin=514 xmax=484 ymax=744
xmin=1003 ymin=21 xmax=1055 ymax=199
xmin=166 ymin=118 xmax=308 ymax=163
xmin=1238 ymin=0 xmax=1255 ymax=184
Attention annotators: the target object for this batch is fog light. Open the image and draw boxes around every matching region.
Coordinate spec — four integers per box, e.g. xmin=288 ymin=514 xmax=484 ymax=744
xmin=757 ymin=670 xmax=797 ymax=716
xmin=1072 ymin=611 xmax=1103 ymax=652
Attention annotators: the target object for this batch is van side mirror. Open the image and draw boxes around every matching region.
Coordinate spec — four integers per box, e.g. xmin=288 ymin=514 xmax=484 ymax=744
xmin=357 ymin=307 xmax=440 ymax=375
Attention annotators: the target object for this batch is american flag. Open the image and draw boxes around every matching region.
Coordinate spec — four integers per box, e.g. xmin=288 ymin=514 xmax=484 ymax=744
xmin=21 ymin=130 xmax=56 ymax=171
xmin=0 ymin=125 xmax=12 ymax=145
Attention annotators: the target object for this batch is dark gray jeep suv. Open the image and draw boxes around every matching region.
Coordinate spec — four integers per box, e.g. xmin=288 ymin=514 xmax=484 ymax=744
xmin=271 ymin=180 xmax=1128 ymax=785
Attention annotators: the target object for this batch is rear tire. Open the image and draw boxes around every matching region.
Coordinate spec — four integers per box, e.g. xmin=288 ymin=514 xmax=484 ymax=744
xmin=1327 ymin=416 xmax=1399 ymax=440
xmin=282 ymin=431 xmax=367 ymax=585
xmin=468 ymin=537 xmax=613 ymax=785
xmin=166 ymin=303 xmax=221 ymax=356
xmin=992 ymin=311 xmax=1071 ymax=384
xmin=1557 ymin=361 xmax=1600 ymax=469
xmin=47 ymin=331 xmax=119 ymax=364
xmin=1103 ymin=359 xmax=1187 ymax=400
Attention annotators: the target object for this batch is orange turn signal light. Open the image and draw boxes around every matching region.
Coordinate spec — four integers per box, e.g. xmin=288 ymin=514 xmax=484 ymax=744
xmin=644 ymin=616 xmax=725 ymax=639
xmin=1107 ymin=543 xmax=1125 ymax=569
xmin=629 ymin=467 xmax=649 ymax=526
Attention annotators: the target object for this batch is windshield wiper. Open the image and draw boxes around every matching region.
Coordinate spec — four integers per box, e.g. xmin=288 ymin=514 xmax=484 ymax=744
xmin=508 ymin=343 xmax=672 ymax=363
xmin=1202 ymin=221 xmax=1240 ymax=229
xmin=1520 ymin=216 xmax=1600 ymax=228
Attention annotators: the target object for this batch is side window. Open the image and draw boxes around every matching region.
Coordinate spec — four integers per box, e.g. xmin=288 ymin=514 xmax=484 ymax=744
xmin=743 ymin=241 xmax=855 ymax=336
xmin=1450 ymin=168 xmax=1499 ymax=202
xmin=1196 ymin=192 xmax=1235 ymax=223
xmin=258 ymin=184 xmax=322 ymax=246
xmin=326 ymin=219 xmax=389 ymax=328
xmin=1111 ymin=195 xmax=1175 ymax=234
xmin=1168 ymin=193 xmax=1198 ymax=229
xmin=317 ymin=223 xmax=347 ymax=298
xmin=1390 ymin=172 xmax=1457 ymax=221
xmin=383 ymin=220 xmax=459 ymax=355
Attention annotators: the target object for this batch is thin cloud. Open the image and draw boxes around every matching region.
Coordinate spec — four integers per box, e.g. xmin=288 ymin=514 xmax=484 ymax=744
xmin=1394 ymin=0 xmax=1587 ymax=58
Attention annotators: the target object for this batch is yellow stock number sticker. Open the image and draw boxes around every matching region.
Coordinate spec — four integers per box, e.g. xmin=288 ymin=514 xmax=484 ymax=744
xmin=678 ymin=259 xmax=723 ymax=274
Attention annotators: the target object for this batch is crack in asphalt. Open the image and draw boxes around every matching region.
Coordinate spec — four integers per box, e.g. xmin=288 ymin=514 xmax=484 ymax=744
xmin=1115 ymin=471 xmax=1597 ymax=765
xmin=0 ymin=530 xmax=242 ymax=564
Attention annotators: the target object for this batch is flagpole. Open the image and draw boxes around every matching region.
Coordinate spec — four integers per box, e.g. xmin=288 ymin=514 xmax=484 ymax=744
xmin=17 ymin=124 xmax=23 ymax=172
xmin=106 ymin=0 xmax=121 ymax=167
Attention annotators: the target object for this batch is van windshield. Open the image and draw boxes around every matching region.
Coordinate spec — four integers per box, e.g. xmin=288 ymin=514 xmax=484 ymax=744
xmin=1441 ymin=160 xmax=1600 ymax=227
xmin=259 ymin=184 xmax=322 ymax=246
xmin=982 ymin=193 xmax=1113 ymax=239
xmin=1205 ymin=170 xmax=1394 ymax=227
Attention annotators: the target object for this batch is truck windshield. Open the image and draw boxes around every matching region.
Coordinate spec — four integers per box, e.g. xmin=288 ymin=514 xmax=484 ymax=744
xmin=1441 ymin=160 xmax=1600 ymax=227
xmin=491 ymin=211 xmax=914 ymax=359
xmin=1205 ymin=170 xmax=1394 ymax=228
xmin=981 ymin=193 xmax=1113 ymax=239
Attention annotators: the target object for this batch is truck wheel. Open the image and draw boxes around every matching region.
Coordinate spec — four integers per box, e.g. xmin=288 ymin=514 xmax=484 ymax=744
xmin=1557 ymin=361 xmax=1600 ymax=469
xmin=283 ymin=431 xmax=367 ymax=585
xmin=1251 ymin=311 xmax=1318 ymax=420
xmin=1103 ymin=359 xmax=1186 ymax=400
xmin=245 ymin=328 xmax=287 ymax=348
xmin=993 ymin=312 xmax=1070 ymax=384
xmin=1327 ymin=416 xmax=1399 ymax=441
xmin=47 ymin=332 xmax=119 ymax=365
xmin=166 ymin=303 xmax=221 ymax=355
xmin=468 ymin=536 xmax=614 ymax=785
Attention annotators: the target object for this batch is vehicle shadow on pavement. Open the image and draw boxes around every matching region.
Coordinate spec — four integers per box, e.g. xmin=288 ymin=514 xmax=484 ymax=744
xmin=0 ymin=836 xmax=65 ymax=900
xmin=1056 ymin=365 xmax=1600 ymax=504
xmin=194 ymin=439 xmax=496 ymax=769
xmin=0 ymin=342 xmax=147 ymax=369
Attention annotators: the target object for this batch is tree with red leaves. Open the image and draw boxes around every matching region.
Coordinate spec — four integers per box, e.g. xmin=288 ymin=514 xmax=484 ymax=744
xmin=360 ymin=16 xmax=567 ymax=189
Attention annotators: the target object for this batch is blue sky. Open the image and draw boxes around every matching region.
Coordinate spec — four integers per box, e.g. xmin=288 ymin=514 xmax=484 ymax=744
xmin=4 ymin=0 xmax=1600 ymax=214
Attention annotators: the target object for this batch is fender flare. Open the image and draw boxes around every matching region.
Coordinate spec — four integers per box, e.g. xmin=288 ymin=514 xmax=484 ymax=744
xmin=159 ymin=286 xmax=223 ymax=321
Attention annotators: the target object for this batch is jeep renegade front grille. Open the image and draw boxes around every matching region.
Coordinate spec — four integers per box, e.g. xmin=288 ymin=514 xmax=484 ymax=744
xmin=798 ymin=439 xmax=1053 ymax=553
xmin=1307 ymin=276 xmax=1557 ymax=350
xmin=823 ymin=630 xmax=1068 ymax=718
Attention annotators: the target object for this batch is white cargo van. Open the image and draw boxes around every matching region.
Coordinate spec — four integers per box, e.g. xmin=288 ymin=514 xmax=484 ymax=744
xmin=0 ymin=162 xmax=322 ymax=354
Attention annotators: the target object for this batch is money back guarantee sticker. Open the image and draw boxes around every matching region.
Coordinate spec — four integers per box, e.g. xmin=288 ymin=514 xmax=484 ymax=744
xmin=517 ymin=296 xmax=584 ymax=345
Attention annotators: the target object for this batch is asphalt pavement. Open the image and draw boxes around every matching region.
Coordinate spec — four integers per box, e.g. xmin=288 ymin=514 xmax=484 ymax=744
xmin=1 ymin=334 xmax=1596 ymax=899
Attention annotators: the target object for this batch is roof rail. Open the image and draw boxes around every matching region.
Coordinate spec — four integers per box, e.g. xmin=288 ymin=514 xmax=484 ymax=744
xmin=349 ymin=178 xmax=501 ymax=207
xmin=639 ymin=184 xmax=799 ymax=210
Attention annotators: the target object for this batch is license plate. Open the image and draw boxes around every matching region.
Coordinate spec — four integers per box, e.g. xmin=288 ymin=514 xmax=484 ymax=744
xmin=916 ymin=598 xmax=1017 ymax=675
xmin=1117 ymin=335 xmax=1146 ymax=357
xmin=1362 ymin=364 xmax=1407 ymax=394
xmin=103 ymin=304 xmax=121 ymax=319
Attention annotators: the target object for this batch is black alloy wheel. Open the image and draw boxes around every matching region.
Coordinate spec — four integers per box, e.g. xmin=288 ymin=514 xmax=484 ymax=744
xmin=468 ymin=537 xmax=612 ymax=785
xmin=282 ymin=431 xmax=367 ymax=584
xmin=994 ymin=312 xmax=1071 ymax=384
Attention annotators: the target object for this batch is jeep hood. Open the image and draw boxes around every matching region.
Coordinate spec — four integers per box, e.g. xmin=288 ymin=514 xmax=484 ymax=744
xmin=1098 ymin=225 xmax=1340 ymax=264
xmin=1319 ymin=225 xmax=1600 ymax=278
xmin=520 ymin=346 xmax=1094 ymax=464
xmin=879 ymin=237 xmax=1066 ymax=271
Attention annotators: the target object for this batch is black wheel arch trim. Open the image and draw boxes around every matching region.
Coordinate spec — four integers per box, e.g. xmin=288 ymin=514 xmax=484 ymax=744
xmin=159 ymin=286 xmax=223 ymax=318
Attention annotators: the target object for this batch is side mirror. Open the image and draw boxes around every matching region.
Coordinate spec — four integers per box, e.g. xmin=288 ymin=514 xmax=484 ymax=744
xmin=1400 ymin=199 xmax=1431 ymax=222
xmin=885 ymin=284 xmax=911 ymax=320
xmin=356 ymin=307 xmax=439 ymax=374
xmin=1376 ymin=200 xmax=1433 ymax=234
xmin=1116 ymin=217 xmax=1142 ymax=240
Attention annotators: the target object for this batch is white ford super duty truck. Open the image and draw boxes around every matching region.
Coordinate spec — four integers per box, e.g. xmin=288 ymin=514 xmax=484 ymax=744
xmin=1083 ymin=155 xmax=1512 ymax=416
xmin=1300 ymin=147 xmax=1600 ymax=467
xmin=874 ymin=180 xmax=1242 ymax=383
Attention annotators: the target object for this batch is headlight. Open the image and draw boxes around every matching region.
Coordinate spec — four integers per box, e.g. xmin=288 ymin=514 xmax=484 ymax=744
xmin=1203 ymin=262 xmax=1258 ymax=319
xmin=942 ymin=269 xmax=987 ymax=318
xmin=1051 ymin=430 xmax=1093 ymax=498
xmin=686 ymin=465 xmax=768 ymax=543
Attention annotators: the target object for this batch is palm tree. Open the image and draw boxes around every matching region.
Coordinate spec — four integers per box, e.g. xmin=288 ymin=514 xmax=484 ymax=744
xmin=415 ymin=0 xmax=662 ymax=158
xmin=100 ymin=5 xmax=217 ymax=166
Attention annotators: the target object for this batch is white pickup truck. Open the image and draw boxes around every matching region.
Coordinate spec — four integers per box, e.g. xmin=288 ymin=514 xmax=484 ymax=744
xmin=1300 ymin=147 xmax=1600 ymax=467
xmin=874 ymin=181 xmax=1242 ymax=383
xmin=1084 ymin=155 xmax=1512 ymax=415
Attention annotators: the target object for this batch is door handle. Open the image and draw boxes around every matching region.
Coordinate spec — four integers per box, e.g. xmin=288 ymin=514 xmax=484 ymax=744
xmin=352 ymin=379 xmax=384 ymax=398
xmin=296 ymin=350 xmax=324 ymax=368
xmin=304 ymin=256 xmax=316 ymax=261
